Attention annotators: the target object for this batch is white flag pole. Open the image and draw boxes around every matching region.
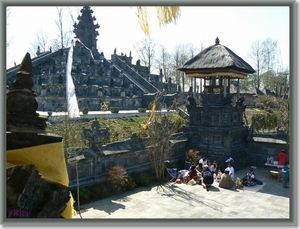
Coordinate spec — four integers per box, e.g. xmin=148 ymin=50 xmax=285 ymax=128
xmin=66 ymin=40 xmax=80 ymax=118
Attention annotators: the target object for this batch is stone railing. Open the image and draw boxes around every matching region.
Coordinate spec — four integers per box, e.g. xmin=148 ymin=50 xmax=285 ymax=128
xmin=111 ymin=54 xmax=159 ymax=94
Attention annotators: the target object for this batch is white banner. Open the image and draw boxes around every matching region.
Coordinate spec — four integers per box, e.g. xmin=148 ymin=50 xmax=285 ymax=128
xmin=66 ymin=41 xmax=80 ymax=118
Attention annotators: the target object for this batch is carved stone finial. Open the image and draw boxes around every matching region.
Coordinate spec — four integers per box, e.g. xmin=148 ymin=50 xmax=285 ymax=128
xmin=36 ymin=46 xmax=41 ymax=56
xmin=215 ymin=37 xmax=220 ymax=45
xmin=7 ymin=53 xmax=47 ymax=135
xmin=17 ymin=52 xmax=32 ymax=75
xmin=13 ymin=52 xmax=34 ymax=91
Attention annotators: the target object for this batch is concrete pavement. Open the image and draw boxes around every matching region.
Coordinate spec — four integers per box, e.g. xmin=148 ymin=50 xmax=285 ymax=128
xmin=72 ymin=166 xmax=291 ymax=221
xmin=39 ymin=109 xmax=173 ymax=122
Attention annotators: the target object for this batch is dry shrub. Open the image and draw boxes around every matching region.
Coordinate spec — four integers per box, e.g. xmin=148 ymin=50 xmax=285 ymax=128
xmin=186 ymin=149 xmax=199 ymax=165
xmin=105 ymin=166 xmax=136 ymax=193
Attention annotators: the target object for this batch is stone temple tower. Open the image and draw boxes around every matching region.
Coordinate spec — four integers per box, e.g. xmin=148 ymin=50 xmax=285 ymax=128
xmin=73 ymin=6 xmax=100 ymax=51
xmin=178 ymin=38 xmax=256 ymax=168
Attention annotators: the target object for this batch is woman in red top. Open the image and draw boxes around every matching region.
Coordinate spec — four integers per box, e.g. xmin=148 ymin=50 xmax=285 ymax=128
xmin=187 ymin=165 xmax=200 ymax=182
xmin=278 ymin=149 xmax=289 ymax=165
xmin=277 ymin=149 xmax=289 ymax=181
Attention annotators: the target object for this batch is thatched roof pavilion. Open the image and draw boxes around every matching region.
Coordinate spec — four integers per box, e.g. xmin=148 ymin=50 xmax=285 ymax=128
xmin=178 ymin=37 xmax=255 ymax=97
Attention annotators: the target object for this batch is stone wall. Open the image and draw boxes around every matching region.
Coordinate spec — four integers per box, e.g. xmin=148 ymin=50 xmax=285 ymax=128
xmin=246 ymin=133 xmax=288 ymax=166
xmin=67 ymin=134 xmax=188 ymax=188
xmin=67 ymin=129 xmax=288 ymax=188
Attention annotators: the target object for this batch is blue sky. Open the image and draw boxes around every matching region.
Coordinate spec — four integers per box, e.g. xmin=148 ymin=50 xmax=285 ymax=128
xmin=6 ymin=6 xmax=290 ymax=72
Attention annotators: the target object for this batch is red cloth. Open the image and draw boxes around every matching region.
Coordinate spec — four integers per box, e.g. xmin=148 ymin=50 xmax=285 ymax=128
xmin=277 ymin=151 xmax=288 ymax=165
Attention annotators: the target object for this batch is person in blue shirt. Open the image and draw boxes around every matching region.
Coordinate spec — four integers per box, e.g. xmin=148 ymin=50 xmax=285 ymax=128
xmin=282 ymin=161 xmax=289 ymax=188
xmin=202 ymin=165 xmax=214 ymax=191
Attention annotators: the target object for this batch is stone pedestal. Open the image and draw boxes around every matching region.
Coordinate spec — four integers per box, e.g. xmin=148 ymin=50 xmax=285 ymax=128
xmin=188 ymin=94 xmax=247 ymax=167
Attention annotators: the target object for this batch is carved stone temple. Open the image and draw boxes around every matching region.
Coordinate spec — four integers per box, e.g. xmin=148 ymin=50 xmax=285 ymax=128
xmin=6 ymin=6 xmax=179 ymax=112
xmin=178 ymin=37 xmax=256 ymax=164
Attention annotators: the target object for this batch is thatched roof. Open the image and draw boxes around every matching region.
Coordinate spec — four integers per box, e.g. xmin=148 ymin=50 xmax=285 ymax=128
xmin=178 ymin=38 xmax=255 ymax=78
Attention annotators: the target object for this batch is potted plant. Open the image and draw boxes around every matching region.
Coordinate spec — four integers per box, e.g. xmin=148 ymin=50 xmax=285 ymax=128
xmin=138 ymin=108 xmax=147 ymax=113
xmin=82 ymin=107 xmax=89 ymax=114
xmin=110 ymin=107 xmax=119 ymax=113
xmin=101 ymin=102 xmax=108 ymax=111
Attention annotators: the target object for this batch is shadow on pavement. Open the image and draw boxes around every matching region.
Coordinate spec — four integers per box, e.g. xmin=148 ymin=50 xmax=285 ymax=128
xmin=92 ymin=200 xmax=125 ymax=215
xmin=235 ymin=166 xmax=290 ymax=198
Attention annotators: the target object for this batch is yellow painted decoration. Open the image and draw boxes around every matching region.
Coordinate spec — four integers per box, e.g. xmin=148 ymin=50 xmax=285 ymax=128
xmin=136 ymin=6 xmax=181 ymax=38
xmin=141 ymin=102 xmax=156 ymax=130
xmin=6 ymin=142 xmax=77 ymax=218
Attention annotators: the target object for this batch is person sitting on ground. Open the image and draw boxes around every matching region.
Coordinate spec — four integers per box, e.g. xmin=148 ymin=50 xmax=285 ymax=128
xmin=207 ymin=160 xmax=214 ymax=173
xmin=212 ymin=161 xmax=219 ymax=174
xmin=226 ymin=163 xmax=235 ymax=180
xmin=177 ymin=169 xmax=189 ymax=183
xmin=215 ymin=171 xmax=223 ymax=182
xmin=201 ymin=157 xmax=208 ymax=166
xmin=187 ymin=165 xmax=201 ymax=183
xmin=196 ymin=162 xmax=203 ymax=174
xmin=218 ymin=169 xmax=235 ymax=189
xmin=241 ymin=168 xmax=257 ymax=186
xmin=202 ymin=165 xmax=214 ymax=190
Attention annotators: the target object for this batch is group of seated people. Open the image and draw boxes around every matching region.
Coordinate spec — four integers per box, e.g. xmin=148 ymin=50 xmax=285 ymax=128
xmin=180 ymin=156 xmax=259 ymax=190
xmin=183 ymin=157 xmax=235 ymax=190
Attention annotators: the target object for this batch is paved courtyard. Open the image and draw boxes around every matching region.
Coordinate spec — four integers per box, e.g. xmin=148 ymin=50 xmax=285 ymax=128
xmin=72 ymin=166 xmax=291 ymax=224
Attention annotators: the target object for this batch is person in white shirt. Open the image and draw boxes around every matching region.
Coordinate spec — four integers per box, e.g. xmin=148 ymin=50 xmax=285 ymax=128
xmin=200 ymin=157 xmax=207 ymax=166
xmin=207 ymin=160 xmax=214 ymax=173
xmin=199 ymin=157 xmax=203 ymax=165
xmin=226 ymin=163 xmax=235 ymax=180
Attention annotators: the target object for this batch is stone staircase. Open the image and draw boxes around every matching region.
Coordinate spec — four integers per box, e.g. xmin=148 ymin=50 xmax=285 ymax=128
xmin=111 ymin=54 xmax=160 ymax=94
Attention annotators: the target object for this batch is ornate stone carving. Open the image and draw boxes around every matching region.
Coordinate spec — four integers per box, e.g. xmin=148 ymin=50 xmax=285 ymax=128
xmin=81 ymin=118 xmax=110 ymax=152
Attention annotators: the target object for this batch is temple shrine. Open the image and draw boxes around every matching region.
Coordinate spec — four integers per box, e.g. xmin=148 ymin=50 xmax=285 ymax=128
xmin=178 ymin=37 xmax=256 ymax=164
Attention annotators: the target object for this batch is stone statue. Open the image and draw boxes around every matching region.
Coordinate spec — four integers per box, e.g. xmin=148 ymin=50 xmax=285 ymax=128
xmin=236 ymin=97 xmax=245 ymax=107
xmin=186 ymin=95 xmax=197 ymax=114
xmin=187 ymin=96 xmax=196 ymax=106
xmin=81 ymin=118 xmax=110 ymax=152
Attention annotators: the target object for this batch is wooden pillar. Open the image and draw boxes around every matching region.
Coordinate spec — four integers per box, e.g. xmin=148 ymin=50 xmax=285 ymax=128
xmin=223 ymin=76 xmax=226 ymax=97
xmin=237 ymin=78 xmax=240 ymax=100
xmin=200 ymin=78 xmax=203 ymax=93
xmin=194 ymin=77 xmax=197 ymax=98
xmin=227 ymin=78 xmax=230 ymax=93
